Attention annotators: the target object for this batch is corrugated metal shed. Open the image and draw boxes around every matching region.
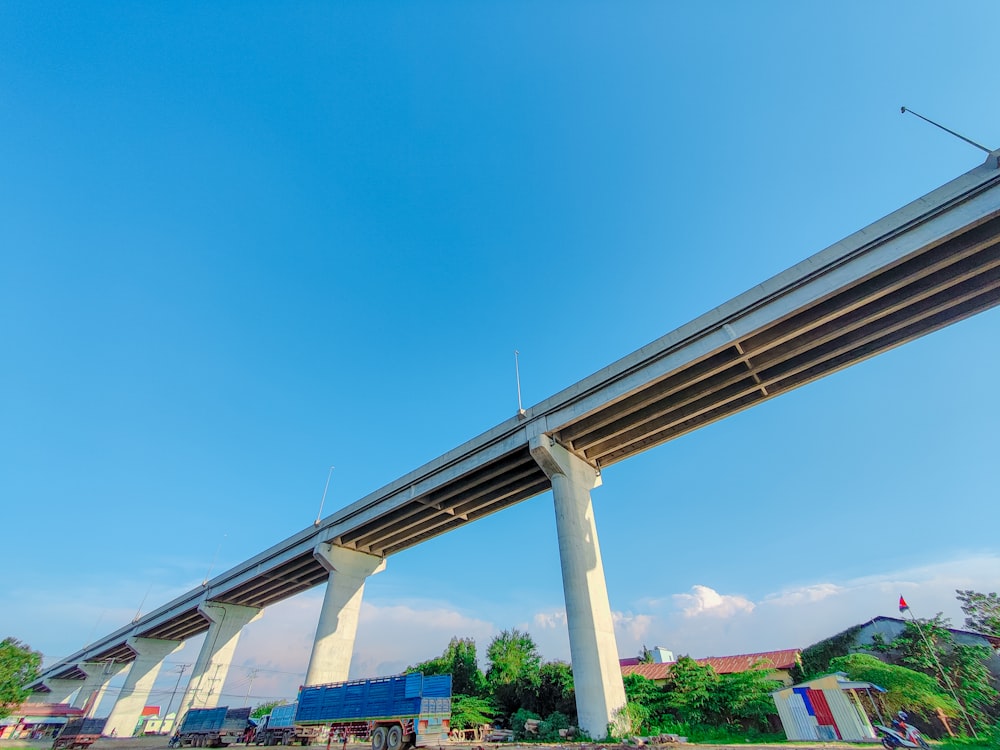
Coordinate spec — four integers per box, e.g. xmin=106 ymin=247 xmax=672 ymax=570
xmin=772 ymin=673 xmax=881 ymax=742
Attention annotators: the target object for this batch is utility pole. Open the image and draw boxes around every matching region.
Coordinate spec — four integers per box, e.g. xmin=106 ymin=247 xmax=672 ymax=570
xmin=243 ymin=669 xmax=259 ymax=707
xmin=164 ymin=664 xmax=189 ymax=731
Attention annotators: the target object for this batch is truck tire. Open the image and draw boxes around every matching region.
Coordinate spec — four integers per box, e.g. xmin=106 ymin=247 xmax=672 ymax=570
xmin=386 ymin=726 xmax=403 ymax=750
xmin=371 ymin=727 xmax=388 ymax=750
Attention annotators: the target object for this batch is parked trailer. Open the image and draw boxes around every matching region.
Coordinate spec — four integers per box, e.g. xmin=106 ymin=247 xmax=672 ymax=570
xmin=52 ymin=718 xmax=107 ymax=750
xmin=255 ymin=703 xmax=326 ymax=746
xmin=296 ymin=673 xmax=451 ymax=750
xmin=177 ymin=706 xmax=253 ymax=747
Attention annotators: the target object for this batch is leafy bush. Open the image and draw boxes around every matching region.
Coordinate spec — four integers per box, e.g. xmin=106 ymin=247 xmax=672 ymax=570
xmin=510 ymin=708 xmax=540 ymax=740
xmin=535 ymin=711 xmax=570 ymax=741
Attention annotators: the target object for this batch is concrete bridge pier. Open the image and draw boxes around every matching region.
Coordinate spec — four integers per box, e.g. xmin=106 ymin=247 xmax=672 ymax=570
xmin=530 ymin=436 xmax=627 ymax=740
xmin=75 ymin=660 xmax=128 ymax=716
xmin=104 ymin=637 xmax=182 ymax=738
xmin=304 ymin=544 xmax=386 ymax=686
xmin=177 ymin=602 xmax=262 ymax=716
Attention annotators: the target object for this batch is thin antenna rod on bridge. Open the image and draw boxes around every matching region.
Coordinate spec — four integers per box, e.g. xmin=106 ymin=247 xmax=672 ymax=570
xmin=132 ymin=583 xmax=153 ymax=623
xmin=514 ymin=350 xmax=526 ymax=418
xmin=900 ymin=106 xmax=993 ymax=154
xmin=314 ymin=465 xmax=335 ymax=527
xmin=202 ymin=534 xmax=226 ymax=587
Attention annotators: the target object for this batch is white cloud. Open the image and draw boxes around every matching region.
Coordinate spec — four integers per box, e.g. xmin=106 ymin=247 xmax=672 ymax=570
xmin=533 ymin=610 xmax=567 ymax=630
xmin=613 ymin=611 xmax=655 ymax=642
xmin=763 ymin=583 xmax=844 ymax=606
xmin=673 ymin=585 xmax=755 ymax=618
xmin=619 ymin=553 xmax=1000 ymax=660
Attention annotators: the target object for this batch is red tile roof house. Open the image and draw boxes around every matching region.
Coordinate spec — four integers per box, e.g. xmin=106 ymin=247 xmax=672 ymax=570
xmin=620 ymin=648 xmax=802 ymax=686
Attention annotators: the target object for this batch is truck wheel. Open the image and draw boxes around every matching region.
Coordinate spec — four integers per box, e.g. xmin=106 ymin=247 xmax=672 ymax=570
xmin=386 ymin=726 xmax=403 ymax=750
xmin=371 ymin=727 xmax=388 ymax=750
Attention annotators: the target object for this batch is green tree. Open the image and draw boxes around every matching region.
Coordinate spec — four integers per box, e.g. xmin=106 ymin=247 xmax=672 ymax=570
xmin=485 ymin=629 xmax=541 ymax=721
xmin=714 ymin=662 xmax=781 ymax=729
xmin=532 ymin=661 xmax=576 ymax=721
xmin=660 ymin=656 xmax=719 ymax=725
xmin=450 ymin=695 xmax=495 ymax=731
xmin=956 ymin=590 xmax=1000 ymax=637
xmin=0 ymin=638 xmax=42 ymax=720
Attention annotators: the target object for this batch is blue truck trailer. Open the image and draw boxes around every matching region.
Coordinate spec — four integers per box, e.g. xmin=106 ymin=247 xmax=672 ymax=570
xmin=295 ymin=673 xmax=451 ymax=750
xmin=177 ymin=706 xmax=253 ymax=747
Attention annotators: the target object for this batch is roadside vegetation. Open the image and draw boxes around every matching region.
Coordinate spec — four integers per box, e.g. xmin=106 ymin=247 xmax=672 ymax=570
xmin=0 ymin=638 xmax=42 ymax=721
xmin=406 ymin=630 xmax=785 ymax=742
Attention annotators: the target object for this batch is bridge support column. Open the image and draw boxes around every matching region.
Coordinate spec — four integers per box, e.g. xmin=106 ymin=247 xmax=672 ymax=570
xmin=75 ymin=661 xmax=128 ymax=716
xmin=104 ymin=637 xmax=182 ymax=738
xmin=178 ymin=602 xmax=262 ymax=716
xmin=530 ymin=436 xmax=627 ymax=740
xmin=304 ymin=544 xmax=386 ymax=686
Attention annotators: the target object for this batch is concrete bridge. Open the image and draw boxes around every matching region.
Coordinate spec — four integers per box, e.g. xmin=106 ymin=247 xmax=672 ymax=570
xmin=28 ymin=149 xmax=1000 ymax=739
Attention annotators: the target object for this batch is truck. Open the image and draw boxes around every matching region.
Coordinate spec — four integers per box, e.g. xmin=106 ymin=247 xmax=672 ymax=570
xmin=254 ymin=703 xmax=326 ymax=746
xmin=52 ymin=718 xmax=107 ymax=750
xmin=176 ymin=706 xmax=253 ymax=747
xmin=295 ymin=673 xmax=451 ymax=750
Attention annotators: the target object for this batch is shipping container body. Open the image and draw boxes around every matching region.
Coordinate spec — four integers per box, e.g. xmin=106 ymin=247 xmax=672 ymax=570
xmin=52 ymin=718 xmax=107 ymax=750
xmin=296 ymin=674 xmax=451 ymax=750
xmin=178 ymin=707 xmax=253 ymax=747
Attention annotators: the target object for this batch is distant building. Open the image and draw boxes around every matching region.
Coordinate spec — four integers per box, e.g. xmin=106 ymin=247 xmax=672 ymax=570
xmin=0 ymin=703 xmax=84 ymax=740
xmin=802 ymin=616 xmax=1000 ymax=681
xmin=856 ymin=615 xmax=1000 ymax=649
xmin=620 ymin=648 xmax=802 ymax=686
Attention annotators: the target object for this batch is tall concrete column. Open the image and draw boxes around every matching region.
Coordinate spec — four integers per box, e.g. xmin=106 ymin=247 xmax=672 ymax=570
xmin=304 ymin=544 xmax=386 ymax=686
xmin=104 ymin=637 xmax=183 ymax=738
xmin=529 ymin=436 xmax=627 ymax=740
xmin=75 ymin=661 xmax=128 ymax=716
xmin=177 ymin=602 xmax=262 ymax=716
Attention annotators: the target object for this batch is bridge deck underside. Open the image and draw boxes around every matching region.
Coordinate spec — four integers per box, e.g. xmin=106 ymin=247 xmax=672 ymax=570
xmin=210 ymin=210 xmax=1000 ymax=572
xmin=557 ymin=213 xmax=1000 ymax=465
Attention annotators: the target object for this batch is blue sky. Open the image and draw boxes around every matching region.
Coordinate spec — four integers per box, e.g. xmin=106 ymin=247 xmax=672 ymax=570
xmin=2 ymin=1 xmax=998 ymax=712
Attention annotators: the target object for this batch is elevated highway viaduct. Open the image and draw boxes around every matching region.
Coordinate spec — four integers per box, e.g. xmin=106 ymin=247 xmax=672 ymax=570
xmin=29 ymin=149 xmax=1000 ymax=740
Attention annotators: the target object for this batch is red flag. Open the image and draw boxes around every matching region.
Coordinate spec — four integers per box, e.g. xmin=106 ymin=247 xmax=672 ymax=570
xmin=899 ymin=596 xmax=909 ymax=613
